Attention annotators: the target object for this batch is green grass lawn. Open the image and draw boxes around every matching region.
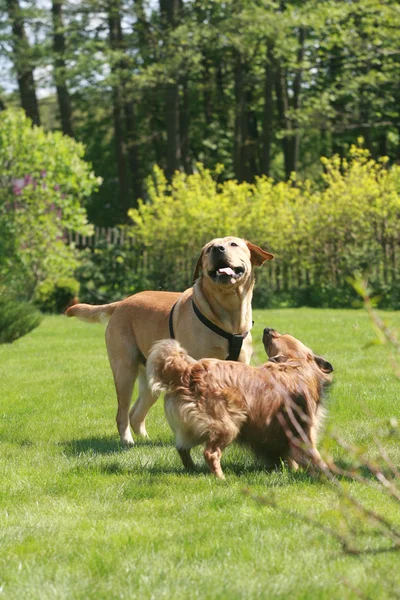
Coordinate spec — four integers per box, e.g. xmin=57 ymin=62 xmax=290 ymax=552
xmin=0 ymin=309 xmax=399 ymax=599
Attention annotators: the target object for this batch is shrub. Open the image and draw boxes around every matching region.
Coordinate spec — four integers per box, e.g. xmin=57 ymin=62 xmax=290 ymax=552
xmin=0 ymin=109 xmax=101 ymax=302
xmin=124 ymin=147 xmax=400 ymax=308
xmin=0 ymin=293 xmax=42 ymax=344
xmin=75 ymin=241 xmax=152 ymax=303
xmin=35 ymin=277 xmax=80 ymax=313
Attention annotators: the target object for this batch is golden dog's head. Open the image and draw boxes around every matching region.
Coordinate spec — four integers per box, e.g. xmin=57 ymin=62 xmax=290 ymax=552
xmin=262 ymin=327 xmax=333 ymax=374
xmin=193 ymin=237 xmax=274 ymax=287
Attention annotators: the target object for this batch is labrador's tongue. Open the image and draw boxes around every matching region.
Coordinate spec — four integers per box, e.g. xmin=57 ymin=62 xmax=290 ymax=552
xmin=218 ymin=267 xmax=235 ymax=277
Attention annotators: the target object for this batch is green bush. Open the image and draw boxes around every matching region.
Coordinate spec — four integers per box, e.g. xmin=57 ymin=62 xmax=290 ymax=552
xmin=0 ymin=109 xmax=101 ymax=302
xmin=122 ymin=146 xmax=400 ymax=308
xmin=35 ymin=277 xmax=80 ymax=313
xmin=75 ymin=241 xmax=152 ymax=303
xmin=0 ymin=293 xmax=42 ymax=344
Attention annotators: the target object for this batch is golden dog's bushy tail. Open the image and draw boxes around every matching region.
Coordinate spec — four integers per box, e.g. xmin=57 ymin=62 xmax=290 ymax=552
xmin=65 ymin=302 xmax=120 ymax=325
xmin=146 ymin=339 xmax=196 ymax=396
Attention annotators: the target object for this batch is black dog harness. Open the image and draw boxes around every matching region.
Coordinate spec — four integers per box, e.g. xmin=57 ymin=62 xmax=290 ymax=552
xmin=168 ymin=300 xmax=249 ymax=361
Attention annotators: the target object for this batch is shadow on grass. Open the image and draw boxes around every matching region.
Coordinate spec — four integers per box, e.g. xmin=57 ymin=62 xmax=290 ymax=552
xmin=334 ymin=458 xmax=397 ymax=482
xmin=62 ymin=435 xmax=172 ymax=456
xmin=221 ymin=461 xmax=318 ymax=483
xmin=83 ymin=457 xmax=319 ymax=481
xmin=62 ymin=437 xmax=322 ymax=482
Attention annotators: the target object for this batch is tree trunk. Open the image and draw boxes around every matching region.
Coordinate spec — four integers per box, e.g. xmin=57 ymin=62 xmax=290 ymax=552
xmin=51 ymin=0 xmax=74 ymax=137
xmin=202 ymin=54 xmax=213 ymax=128
xmin=275 ymin=65 xmax=292 ymax=179
xmin=165 ymin=82 xmax=181 ymax=178
xmin=262 ymin=42 xmax=275 ymax=176
xmin=7 ymin=0 xmax=40 ymax=126
xmin=180 ymin=76 xmax=192 ymax=174
xmin=290 ymin=27 xmax=306 ymax=174
xmin=233 ymin=52 xmax=247 ymax=181
xmin=124 ymin=101 xmax=143 ymax=206
xmin=275 ymin=28 xmax=305 ymax=179
xmin=108 ymin=0 xmax=131 ymax=221
xmin=133 ymin=0 xmax=161 ymax=181
xmin=246 ymin=87 xmax=259 ymax=179
xmin=378 ymin=131 xmax=387 ymax=157
xmin=160 ymin=0 xmax=183 ymax=179
xmin=216 ymin=63 xmax=228 ymax=131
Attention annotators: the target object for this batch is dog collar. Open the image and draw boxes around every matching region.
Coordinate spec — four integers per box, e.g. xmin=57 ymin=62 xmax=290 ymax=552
xmin=168 ymin=300 xmax=248 ymax=361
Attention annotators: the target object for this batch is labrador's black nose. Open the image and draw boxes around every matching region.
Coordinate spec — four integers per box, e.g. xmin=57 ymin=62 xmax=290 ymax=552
xmin=212 ymin=244 xmax=226 ymax=254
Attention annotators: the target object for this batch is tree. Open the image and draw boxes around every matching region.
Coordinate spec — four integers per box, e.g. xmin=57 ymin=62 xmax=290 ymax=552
xmin=160 ymin=0 xmax=183 ymax=179
xmin=3 ymin=0 xmax=399 ymax=225
xmin=51 ymin=0 xmax=74 ymax=137
xmin=108 ymin=0 xmax=132 ymax=220
xmin=6 ymin=0 xmax=41 ymax=126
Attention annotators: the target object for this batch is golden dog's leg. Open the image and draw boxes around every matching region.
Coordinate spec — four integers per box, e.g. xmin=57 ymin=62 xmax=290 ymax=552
xmin=291 ymin=446 xmax=326 ymax=473
xmin=204 ymin=446 xmax=225 ymax=480
xmin=129 ymin=366 xmax=158 ymax=437
xmin=177 ymin=448 xmax=196 ymax=471
xmin=287 ymin=457 xmax=299 ymax=471
xmin=106 ymin=324 xmax=138 ymax=446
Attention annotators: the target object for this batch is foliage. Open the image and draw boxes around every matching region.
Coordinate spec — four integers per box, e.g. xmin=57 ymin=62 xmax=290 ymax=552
xmin=0 ymin=109 xmax=100 ymax=301
xmin=2 ymin=0 xmax=400 ymax=224
xmin=0 ymin=292 xmax=42 ymax=344
xmin=76 ymin=241 xmax=152 ymax=304
xmin=123 ymin=146 xmax=400 ymax=307
xmin=35 ymin=277 xmax=80 ymax=313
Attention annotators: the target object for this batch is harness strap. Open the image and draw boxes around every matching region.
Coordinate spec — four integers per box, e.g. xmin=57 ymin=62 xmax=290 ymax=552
xmin=191 ymin=300 xmax=248 ymax=361
xmin=169 ymin=301 xmax=178 ymax=339
xmin=168 ymin=300 xmax=249 ymax=361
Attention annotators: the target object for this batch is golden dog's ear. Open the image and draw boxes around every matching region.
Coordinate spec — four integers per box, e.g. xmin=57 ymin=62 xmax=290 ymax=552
xmin=245 ymin=241 xmax=274 ymax=266
xmin=313 ymin=354 xmax=333 ymax=373
xmin=192 ymin=249 xmax=204 ymax=284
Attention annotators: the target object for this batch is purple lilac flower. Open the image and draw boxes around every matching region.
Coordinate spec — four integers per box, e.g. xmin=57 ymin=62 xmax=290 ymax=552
xmin=12 ymin=178 xmax=24 ymax=195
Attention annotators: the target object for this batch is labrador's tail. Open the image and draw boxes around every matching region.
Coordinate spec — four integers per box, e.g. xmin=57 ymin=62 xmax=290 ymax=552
xmin=65 ymin=301 xmax=120 ymax=325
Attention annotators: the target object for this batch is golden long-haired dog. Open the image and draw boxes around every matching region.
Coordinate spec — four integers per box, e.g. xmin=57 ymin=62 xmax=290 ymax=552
xmin=146 ymin=328 xmax=333 ymax=479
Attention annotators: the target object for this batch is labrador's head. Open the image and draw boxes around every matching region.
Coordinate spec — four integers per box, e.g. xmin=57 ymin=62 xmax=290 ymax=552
xmin=193 ymin=237 xmax=274 ymax=288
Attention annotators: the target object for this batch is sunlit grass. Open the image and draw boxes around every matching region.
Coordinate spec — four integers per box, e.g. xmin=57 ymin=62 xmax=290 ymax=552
xmin=0 ymin=310 xmax=399 ymax=599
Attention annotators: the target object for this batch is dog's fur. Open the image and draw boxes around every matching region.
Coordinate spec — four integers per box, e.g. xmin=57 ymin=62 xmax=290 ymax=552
xmin=146 ymin=329 xmax=333 ymax=479
xmin=66 ymin=237 xmax=273 ymax=445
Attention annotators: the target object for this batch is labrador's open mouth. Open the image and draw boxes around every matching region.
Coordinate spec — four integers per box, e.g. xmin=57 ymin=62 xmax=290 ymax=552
xmin=208 ymin=264 xmax=245 ymax=282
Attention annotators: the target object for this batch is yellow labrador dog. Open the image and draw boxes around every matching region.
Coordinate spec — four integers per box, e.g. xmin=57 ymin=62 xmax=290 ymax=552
xmin=66 ymin=237 xmax=273 ymax=445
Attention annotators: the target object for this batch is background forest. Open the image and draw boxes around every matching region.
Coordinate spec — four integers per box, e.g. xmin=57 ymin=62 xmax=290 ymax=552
xmin=1 ymin=0 xmax=400 ymax=315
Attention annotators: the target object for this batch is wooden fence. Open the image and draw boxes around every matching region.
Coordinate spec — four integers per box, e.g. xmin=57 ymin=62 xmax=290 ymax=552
xmin=66 ymin=226 xmax=399 ymax=306
xmin=66 ymin=227 xmax=133 ymax=248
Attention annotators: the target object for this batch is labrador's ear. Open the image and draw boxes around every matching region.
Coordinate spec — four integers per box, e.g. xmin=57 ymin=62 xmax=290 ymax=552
xmin=245 ymin=241 xmax=274 ymax=266
xmin=192 ymin=249 xmax=205 ymax=284
xmin=268 ymin=354 xmax=288 ymax=363
xmin=313 ymin=354 xmax=334 ymax=373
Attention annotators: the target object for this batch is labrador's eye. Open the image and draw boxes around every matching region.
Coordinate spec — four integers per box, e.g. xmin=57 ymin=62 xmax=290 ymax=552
xmin=230 ymin=242 xmax=238 ymax=247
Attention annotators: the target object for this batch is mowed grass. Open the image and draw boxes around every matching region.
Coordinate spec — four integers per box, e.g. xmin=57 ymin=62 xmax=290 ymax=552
xmin=0 ymin=309 xmax=400 ymax=600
